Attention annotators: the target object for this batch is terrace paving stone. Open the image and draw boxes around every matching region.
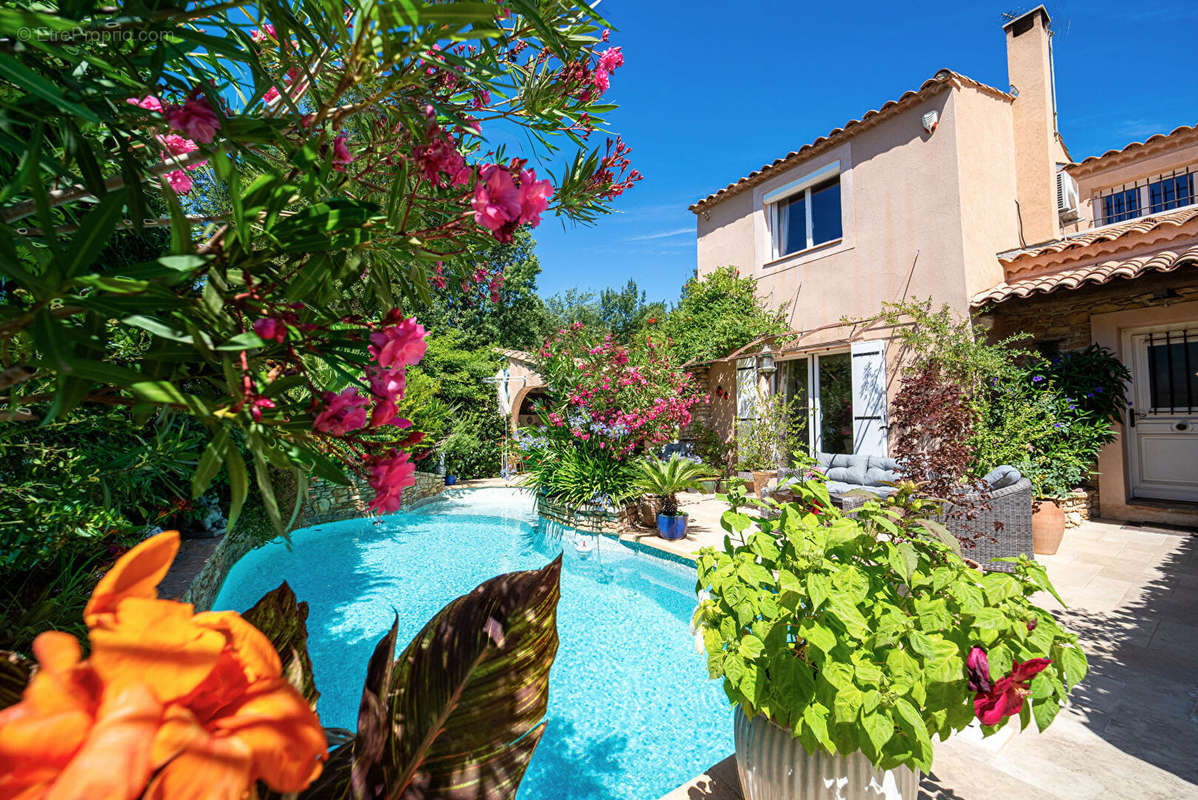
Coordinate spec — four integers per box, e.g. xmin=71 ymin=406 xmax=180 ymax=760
xmin=660 ymin=515 xmax=1198 ymax=800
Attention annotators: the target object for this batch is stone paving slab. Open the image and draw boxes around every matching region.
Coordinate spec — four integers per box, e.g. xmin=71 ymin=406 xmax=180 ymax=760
xmin=661 ymin=517 xmax=1198 ymax=800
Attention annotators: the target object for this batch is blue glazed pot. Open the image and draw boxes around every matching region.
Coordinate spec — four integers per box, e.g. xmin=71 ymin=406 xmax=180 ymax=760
xmin=657 ymin=513 xmax=687 ymax=540
xmin=444 ymin=475 xmax=457 ymax=486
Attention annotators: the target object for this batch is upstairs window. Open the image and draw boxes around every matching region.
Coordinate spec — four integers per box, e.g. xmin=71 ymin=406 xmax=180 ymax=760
xmin=766 ymin=163 xmax=843 ymax=259
xmin=1098 ymin=166 xmax=1196 ymax=225
xmin=1101 ymin=187 xmax=1140 ymax=224
xmin=1148 ymin=173 xmax=1195 ymax=214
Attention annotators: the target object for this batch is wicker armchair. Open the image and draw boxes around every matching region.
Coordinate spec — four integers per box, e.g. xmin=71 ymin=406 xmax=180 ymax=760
xmin=939 ymin=477 xmax=1034 ymax=573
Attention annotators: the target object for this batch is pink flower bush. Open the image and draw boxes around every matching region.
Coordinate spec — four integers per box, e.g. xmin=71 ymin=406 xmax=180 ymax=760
xmin=369 ymin=316 xmax=427 ymax=368
xmin=331 ymin=134 xmax=353 ymax=172
xmin=165 ymin=92 xmax=221 ymax=143
xmin=126 ymin=95 xmax=163 ymax=113
xmin=471 ymin=161 xmax=553 ymax=243
xmin=253 ymin=317 xmax=287 ymax=342
xmin=531 ymin=324 xmax=703 ymax=458
xmin=367 ymin=450 xmax=416 ymax=513
xmin=162 ymin=169 xmax=192 ymax=194
xmin=313 ymin=387 xmax=370 ymax=435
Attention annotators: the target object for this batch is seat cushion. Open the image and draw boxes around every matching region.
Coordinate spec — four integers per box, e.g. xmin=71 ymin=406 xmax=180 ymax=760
xmin=863 ymin=465 xmax=900 ymax=486
xmin=983 ymin=465 xmax=1022 ymax=490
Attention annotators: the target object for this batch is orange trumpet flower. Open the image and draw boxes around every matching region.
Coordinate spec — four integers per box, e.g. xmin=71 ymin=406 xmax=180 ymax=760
xmin=0 ymin=531 xmax=327 ymax=800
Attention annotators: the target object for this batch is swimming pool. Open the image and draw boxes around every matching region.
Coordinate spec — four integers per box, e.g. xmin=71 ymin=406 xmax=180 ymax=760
xmin=213 ymin=487 xmax=732 ymax=799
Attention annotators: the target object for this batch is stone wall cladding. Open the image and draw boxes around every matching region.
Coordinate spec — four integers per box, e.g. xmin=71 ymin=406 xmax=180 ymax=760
xmin=534 ymin=493 xmax=624 ymax=532
xmin=185 ymin=472 xmax=444 ymax=610
xmin=1060 ymin=487 xmax=1098 ymax=528
xmin=300 ymin=471 xmax=444 ymax=526
xmin=985 ymin=269 xmax=1198 ymax=349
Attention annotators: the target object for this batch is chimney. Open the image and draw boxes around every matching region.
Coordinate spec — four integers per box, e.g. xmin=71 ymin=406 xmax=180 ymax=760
xmin=1004 ymin=6 xmax=1062 ymax=245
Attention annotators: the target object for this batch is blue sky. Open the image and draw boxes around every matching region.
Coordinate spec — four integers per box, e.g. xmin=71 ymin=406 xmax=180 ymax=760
xmin=528 ymin=0 xmax=1198 ymax=302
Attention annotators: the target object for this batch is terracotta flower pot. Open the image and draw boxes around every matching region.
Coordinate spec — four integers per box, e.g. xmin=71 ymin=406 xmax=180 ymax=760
xmin=751 ymin=470 xmax=777 ymax=498
xmin=1032 ymin=498 xmax=1066 ymax=555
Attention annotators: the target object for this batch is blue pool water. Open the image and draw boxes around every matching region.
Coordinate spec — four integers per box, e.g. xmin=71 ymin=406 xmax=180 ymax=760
xmin=213 ymin=488 xmax=732 ymax=799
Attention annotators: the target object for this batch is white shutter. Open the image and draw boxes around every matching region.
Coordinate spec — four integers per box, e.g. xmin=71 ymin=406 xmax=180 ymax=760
xmin=850 ymin=340 xmax=888 ymax=457
xmin=735 ymin=358 xmax=757 ymax=421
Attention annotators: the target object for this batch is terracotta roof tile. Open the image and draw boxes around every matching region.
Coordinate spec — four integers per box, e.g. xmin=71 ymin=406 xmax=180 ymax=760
xmin=997 ymin=206 xmax=1198 ymax=263
xmin=972 ymin=243 xmax=1198 ymax=306
xmin=1069 ymin=124 xmax=1198 ymax=172
xmin=689 ymin=70 xmax=1011 ymax=213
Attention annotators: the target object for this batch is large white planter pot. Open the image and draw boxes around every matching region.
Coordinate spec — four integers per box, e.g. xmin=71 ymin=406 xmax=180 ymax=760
xmin=734 ymin=707 xmax=919 ymax=800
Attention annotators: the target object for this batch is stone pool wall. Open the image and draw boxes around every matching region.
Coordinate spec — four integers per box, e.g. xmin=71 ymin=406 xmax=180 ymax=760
xmin=300 ymin=471 xmax=444 ymax=526
xmin=183 ymin=471 xmax=445 ymax=611
xmin=535 ymin=493 xmax=624 ymax=532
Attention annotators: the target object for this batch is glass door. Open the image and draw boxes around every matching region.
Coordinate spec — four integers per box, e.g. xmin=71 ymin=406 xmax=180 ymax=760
xmin=817 ymin=353 xmax=853 ymax=455
xmin=780 ymin=353 xmax=854 ymax=457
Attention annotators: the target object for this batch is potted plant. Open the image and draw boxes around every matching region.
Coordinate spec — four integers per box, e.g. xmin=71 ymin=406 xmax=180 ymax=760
xmin=635 ymin=454 xmax=715 ymax=540
xmin=694 ymin=479 xmax=1087 ymax=799
xmin=971 ymin=362 xmax=1121 ymax=556
xmin=734 ymin=390 xmax=806 ymax=497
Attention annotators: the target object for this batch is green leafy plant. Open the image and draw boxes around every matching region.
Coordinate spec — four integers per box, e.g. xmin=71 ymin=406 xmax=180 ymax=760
xmin=652 ymin=266 xmax=788 ymax=363
xmin=518 ymin=428 xmax=642 ymax=510
xmin=635 ymin=454 xmax=715 ymax=516
xmin=735 ymin=390 xmax=806 ymax=472
xmin=973 ymin=366 xmax=1116 ymax=498
xmin=695 ymin=478 xmax=1087 ymax=772
xmin=1039 ymin=344 xmax=1131 ymax=423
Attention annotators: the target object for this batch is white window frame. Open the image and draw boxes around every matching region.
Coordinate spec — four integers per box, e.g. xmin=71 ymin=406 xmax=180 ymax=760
xmin=764 ymin=161 xmax=841 ymax=260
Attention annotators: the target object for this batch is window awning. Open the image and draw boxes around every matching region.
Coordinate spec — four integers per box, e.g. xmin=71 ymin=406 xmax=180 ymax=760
xmin=972 ymin=243 xmax=1198 ymax=307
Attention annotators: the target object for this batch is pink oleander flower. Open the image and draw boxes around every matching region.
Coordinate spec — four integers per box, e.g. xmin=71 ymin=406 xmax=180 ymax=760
xmin=253 ymin=317 xmax=287 ymax=343
xmin=598 ymin=47 xmax=623 ymax=73
xmin=368 ymin=365 xmax=409 ymax=428
xmin=313 ymin=387 xmax=370 ymax=435
xmin=162 ymin=169 xmax=193 ymax=194
xmin=970 ymin=650 xmax=1052 ymax=726
xmin=248 ymin=394 xmax=276 ymax=422
xmin=165 ymin=93 xmax=221 ymax=144
xmin=430 ymin=263 xmax=448 ymax=290
xmin=331 ymin=134 xmax=353 ymax=172
xmin=471 ymin=163 xmax=553 ymax=243
xmin=368 ymin=450 xmax=416 ymax=513
xmin=369 ymin=316 xmax=427 ymax=368
xmin=251 ymin=24 xmax=276 ymax=42
xmin=592 ymin=67 xmax=610 ymax=94
xmin=518 ymin=169 xmax=552 ymax=227
xmin=127 ymin=95 xmax=163 ymax=113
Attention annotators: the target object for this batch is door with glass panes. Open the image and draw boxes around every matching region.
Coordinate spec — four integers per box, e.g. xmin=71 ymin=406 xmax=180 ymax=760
xmin=1127 ymin=326 xmax=1198 ymax=502
xmin=781 ymin=353 xmax=854 ymax=456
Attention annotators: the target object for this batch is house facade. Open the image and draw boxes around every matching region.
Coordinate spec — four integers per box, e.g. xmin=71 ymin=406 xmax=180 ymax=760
xmin=690 ymin=6 xmax=1198 ymax=527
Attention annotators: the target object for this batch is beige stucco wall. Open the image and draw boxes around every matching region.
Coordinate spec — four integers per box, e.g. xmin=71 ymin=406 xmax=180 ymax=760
xmin=953 ymin=87 xmax=1021 ymax=298
xmin=696 ymin=84 xmax=1025 ymax=337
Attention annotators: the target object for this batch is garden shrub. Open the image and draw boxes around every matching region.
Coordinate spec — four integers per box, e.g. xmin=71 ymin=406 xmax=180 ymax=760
xmin=518 ymin=323 xmax=703 ymax=506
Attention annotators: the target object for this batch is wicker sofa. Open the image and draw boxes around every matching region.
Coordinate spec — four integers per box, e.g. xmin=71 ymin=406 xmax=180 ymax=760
xmin=939 ymin=475 xmax=1034 ymax=573
xmin=765 ymin=456 xmax=1034 ymax=572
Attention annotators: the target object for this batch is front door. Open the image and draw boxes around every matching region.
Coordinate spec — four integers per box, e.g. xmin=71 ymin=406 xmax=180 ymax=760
xmin=1127 ymin=326 xmax=1198 ymax=502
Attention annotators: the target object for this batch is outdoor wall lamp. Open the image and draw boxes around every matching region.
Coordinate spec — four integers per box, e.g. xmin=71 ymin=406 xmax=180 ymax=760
xmin=757 ymin=344 xmax=776 ymax=376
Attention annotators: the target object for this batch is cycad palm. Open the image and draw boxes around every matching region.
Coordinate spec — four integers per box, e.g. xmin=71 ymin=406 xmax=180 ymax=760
xmin=635 ymin=454 xmax=715 ymax=516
